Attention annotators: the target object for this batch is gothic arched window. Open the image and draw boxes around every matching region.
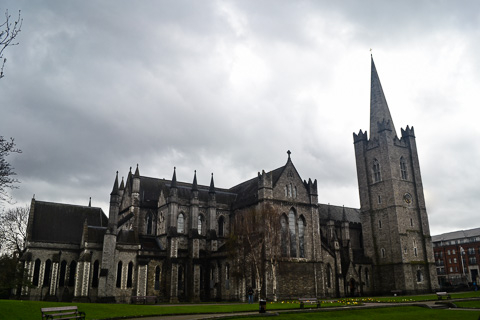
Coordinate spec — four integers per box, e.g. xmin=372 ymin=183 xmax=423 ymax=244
xmin=198 ymin=214 xmax=204 ymax=235
xmin=218 ymin=216 xmax=225 ymax=237
xmin=326 ymin=264 xmax=332 ymax=288
xmin=373 ymin=159 xmax=381 ymax=182
xmin=155 ymin=266 xmax=161 ymax=290
xmin=92 ymin=260 xmax=99 ymax=288
xmin=43 ymin=259 xmax=52 ymax=287
xmin=365 ymin=268 xmax=370 ymax=287
xmin=146 ymin=212 xmax=153 ymax=235
xmin=416 ymin=270 xmax=423 ymax=282
xmin=280 ymin=215 xmax=288 ymax=257
xmin=177 ymin=213 xmax=185 ymax=234
xmin=298 ymin=216 xmax=306 ymax=258
xmin=116 ymin=261 xmax=122 ymax=288
xmin=288 ymin=209 xmax=297 ymax=257
xmin=59 ymin=260 xmax=67 ymax=287
xmin=127 ymin=261 xmax=133 ymax=288
xmin=68 ymin=261 xmax=77 ymax=287
xmin=33 ymin=259 xmax=41 ymax=287
xmin=400 ymin=157 xmax=408 ymax=180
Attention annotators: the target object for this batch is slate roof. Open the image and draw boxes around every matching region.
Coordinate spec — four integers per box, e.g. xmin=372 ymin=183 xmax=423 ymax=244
xmin=138 ymin=176 xmax=238 ymax=208
xmin=432 ymin=227 xmax=480 ymax=243
xmin=318 ymin=204 xmax=361 ymax=223
xmin=30 ymin=200 xmax=108 ymax=244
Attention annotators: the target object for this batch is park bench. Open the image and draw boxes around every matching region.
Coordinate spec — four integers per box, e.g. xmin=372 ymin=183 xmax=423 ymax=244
xmin=298 ymin=297 xmax=320 ymax=308
xmin=436 ymin=292 xmax=451 ymax=300
xmin=131 ymin=295 xmax=157 ymax=304
xmin=41 ymin=306 xmax=85 ymax=320
xmin=391 ymin=290 xmax=403 ymax=296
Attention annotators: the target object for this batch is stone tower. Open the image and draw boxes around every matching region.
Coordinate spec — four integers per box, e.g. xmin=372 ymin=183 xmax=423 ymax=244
xmin=353 ymin=56 xmax=438 ymax=294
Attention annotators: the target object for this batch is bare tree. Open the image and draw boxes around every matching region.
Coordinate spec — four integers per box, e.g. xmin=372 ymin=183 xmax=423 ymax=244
xmin=0 ymin=205 xmax=29 ymax=256
xmin=0 ymin=136 xmax=21 ymax=205
xmin=228 ymin=204 xmax=282 ymax=301
xmin=0 ymin=9 xmax=22 ymax=79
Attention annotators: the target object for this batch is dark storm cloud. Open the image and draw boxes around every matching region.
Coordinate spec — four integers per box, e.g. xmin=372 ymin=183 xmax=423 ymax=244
xmin=1 ymin=0 xmax=479 ymax=235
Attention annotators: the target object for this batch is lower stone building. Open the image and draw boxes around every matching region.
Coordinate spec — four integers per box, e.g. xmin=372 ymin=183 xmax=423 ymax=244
xmin=19 ymin=57 xmax=439 ymax=303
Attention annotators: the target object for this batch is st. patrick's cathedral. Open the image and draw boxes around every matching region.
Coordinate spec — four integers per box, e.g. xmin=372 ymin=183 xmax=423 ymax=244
xmin=20 ymin=57 xmax=439 ymax=303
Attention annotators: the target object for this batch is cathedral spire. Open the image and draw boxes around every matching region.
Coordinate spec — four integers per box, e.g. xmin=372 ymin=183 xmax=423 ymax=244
xmin=134 ymin=164 xmax=140 ymax=177
xmin=192 ymin=170 xmax=198 ymax=191
xmin=209 ymin=173 xmax=216 ymax=194
xmin=110 ymin=171 xmax=119 ymax=195
xmin=370 ymin=56 xmax=396 ymax=139
xmin=171 ymin=167 xmax=177 ymax=188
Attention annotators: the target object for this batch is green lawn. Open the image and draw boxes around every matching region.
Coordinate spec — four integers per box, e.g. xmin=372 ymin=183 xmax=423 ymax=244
xmin=227 ymin=307 xmax=480 ymax=320
xmin=2 ymin=292 xmax=480 ymax=320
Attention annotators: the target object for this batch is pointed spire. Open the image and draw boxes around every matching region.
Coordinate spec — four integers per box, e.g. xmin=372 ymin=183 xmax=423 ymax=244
xmin=171 ymin=167 xmax=177 ymax=188
xmin=134 ymin=164 xmax=140 ymax=177
xmin=287 ymin=150 xmax=291 ymax=161
xmin=192 ymin=170 xmax=198 ymax=191
xmin=209 ymin=173 xmax=216 ymax=194
xmin=370 ymin=56 xmax=396 ymax=139
xmin=88 ymin=197 xmax=91 ymax=207
xmin=110 ymin=171 xmax=119 ymax=195
xmin=119 ymin=177 xmax=125 ymax=190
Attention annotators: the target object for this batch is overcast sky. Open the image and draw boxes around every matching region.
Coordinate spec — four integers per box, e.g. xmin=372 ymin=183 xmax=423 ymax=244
xmin=1 ymin=1 xmax=479 ymax=236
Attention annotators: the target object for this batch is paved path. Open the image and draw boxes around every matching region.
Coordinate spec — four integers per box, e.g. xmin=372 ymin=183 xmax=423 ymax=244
xmin=125 ymin=299 xmax=480 ymax=320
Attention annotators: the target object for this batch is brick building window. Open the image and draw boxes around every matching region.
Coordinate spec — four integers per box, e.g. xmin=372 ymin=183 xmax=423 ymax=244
xmin=381 ymin=248 xmax=386 ymax=258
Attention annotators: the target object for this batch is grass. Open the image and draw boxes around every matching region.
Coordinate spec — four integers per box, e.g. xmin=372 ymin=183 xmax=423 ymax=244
xmin=454 ymin=300 xmax=480 ymax=308
xmin=2 ymin=292 xmax=480 ymax=320
xmin=226 ymin=307 xmax=480 ymax=320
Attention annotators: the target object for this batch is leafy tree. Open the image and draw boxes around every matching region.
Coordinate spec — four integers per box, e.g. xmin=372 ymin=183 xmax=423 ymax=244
xmin=0 ymin=9 xmax=22 ymax=79
xmin=0 ymin=253 xmax=30 ymax=298
xmin=0 ymin=136 xmax=21 ymax=205
xmin=228 ymin=204 xmax=282 ymax=301
xmin=0 ymin=205 xmax=28 ymax=255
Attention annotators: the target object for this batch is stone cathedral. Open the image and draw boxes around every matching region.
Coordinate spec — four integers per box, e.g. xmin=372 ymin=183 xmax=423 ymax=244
xmin=20 ymin=57 xmax=439 ymax=303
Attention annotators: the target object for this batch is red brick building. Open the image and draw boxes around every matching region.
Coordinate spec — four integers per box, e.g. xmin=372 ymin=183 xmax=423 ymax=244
xmin=432 ymin=228 xmax=480 ymax=287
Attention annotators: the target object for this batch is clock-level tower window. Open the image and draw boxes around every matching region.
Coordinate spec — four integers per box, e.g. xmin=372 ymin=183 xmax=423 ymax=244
xmin=400 ymin=157 xmax=408 ymax=180
xmin=373 ymin=159 xmax=381 ymax=182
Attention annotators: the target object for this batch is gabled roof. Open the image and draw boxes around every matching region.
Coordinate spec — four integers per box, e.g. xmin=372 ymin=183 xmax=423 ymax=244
xmin=138 ymin=176 xmax=237 ymax=208
xmin=30 ymin=200 xmax=108 ymax=244
xmin=318 ymin=204 xmax=361 ymax=223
